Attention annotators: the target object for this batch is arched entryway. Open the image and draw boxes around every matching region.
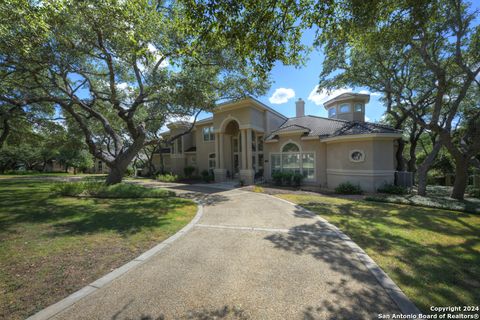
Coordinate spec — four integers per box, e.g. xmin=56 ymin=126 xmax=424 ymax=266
xmin=214 ymin=117 xmax=264 ymax=184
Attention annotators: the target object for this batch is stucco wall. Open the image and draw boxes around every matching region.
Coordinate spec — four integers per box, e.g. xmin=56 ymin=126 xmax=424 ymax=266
xmin=325 ymin=139 xmax=395 ymax=192
xmin=195 ymin=122 xmax=215 ymax=173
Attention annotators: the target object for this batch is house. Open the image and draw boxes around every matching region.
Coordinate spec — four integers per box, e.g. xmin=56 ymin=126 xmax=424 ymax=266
xmin=154 ymin=93 xmax=402 ymax=192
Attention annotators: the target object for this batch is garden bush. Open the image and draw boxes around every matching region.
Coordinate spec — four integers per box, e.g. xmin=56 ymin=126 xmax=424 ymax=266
xmin=271 ymin=172 xmax=303 ymax=187
xmin=52 ymin=181 xmax=174 ymax=198
xmin=466 ymin=186 xmax=480 ymax=198
xmin=292 ymin=173 xmax=304 ymax=187
xmin=201 ymin=170 xmax=214 ymax=183
xmin=156 ymin=173 xmax=179 ymax=182
xmin=51 ymin=181 xmax=86 ymax=196
xmin=272 ymin=172 xmax=283 ymax=186
xmin=377 ymin=183 xmax=409 ymax=195
xmin=335 ymin=182 xmax=363 ymax=195
xmin=183 ymin=166 xmax=196 ymax=178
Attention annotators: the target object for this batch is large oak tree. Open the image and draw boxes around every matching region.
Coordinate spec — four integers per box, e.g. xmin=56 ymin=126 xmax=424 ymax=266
xmin=1 ymin=0 xmax=306 ymax=184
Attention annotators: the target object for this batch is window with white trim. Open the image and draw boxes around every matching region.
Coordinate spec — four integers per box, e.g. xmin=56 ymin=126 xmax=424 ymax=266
xmin=354 ymin=103 xmax=363 ymax=112
xmin=271 ymin=142 xmax=315 ymax=180
xmin=202 ymin=126 xmax=215 ymax=141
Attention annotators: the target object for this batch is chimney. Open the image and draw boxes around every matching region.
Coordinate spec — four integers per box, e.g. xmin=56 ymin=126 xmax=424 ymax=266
xmin=296 ymin=98 xmax=305 ymax=117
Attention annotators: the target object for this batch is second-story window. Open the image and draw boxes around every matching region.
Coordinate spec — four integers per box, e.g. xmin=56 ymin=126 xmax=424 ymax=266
xmin=202 ymin=126 xmax=215 ymax=141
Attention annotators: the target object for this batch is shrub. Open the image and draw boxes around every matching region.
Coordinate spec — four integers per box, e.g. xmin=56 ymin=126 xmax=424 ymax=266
xmin=377 ymin=183 xmax=409 ymax=195
xmin=183 ymin=166 xmax=196 ymax=178
xmin=282 ymin=172 xmax=294 ymax=186
xmin=156 ymin=173 xmax=179 ymax=182
xmin=335 ymin=182 xmax=363 ymax=195
xmin=272 ymin=172 xmax=283 ymax=186
xmin=51 ymin=181 xmax=86 ymax=196
xmin=292 ymin=173 xmax=304 ymax=187
xmin=201 ymin=170 xmax=214 ymax=183
xmin=466 ymin=185 xmax=480 ymax=198
xmin=124 ymin=167 xmax=135 ymax=177
xmin=94 ymin=183 xmax=174 ymax=198
xmin=52 ymin=181 xmax=174 ymax=198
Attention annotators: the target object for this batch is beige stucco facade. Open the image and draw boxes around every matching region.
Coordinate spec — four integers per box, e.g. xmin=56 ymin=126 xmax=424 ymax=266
xmin=152 ymin=96 xmax=401 ymax=192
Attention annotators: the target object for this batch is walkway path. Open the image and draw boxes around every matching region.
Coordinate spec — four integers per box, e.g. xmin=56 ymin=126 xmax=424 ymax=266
xmin=51 ymin=186 xmax=401 ymax=320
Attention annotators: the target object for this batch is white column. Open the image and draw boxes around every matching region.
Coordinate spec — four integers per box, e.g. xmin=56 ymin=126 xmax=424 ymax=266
xmin=214 ymin=132 xmax=219 ymax=169
xmin=246 ymin=128 xmax=252 ymax=170
xmin=219 ymin=133 xmax=224 ymax=169
xmin=241 ymin=129 xmax=247 ymax=170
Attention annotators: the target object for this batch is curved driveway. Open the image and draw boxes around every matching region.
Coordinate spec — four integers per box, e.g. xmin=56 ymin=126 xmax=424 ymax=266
xmin=53 ymin=187 xmax=400 ymax=320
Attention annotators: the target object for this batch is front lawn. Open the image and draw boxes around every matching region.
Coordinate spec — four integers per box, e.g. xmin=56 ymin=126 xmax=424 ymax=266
xmin=0 ymin=177 xmax=196 ymax=320
xmin=277 ymin=194 xmax=480 ymax=313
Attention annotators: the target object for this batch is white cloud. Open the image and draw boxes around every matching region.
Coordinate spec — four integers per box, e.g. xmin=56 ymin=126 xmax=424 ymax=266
xmin=307 ymin=86 xmax=353 ymax=105
xmin=359 ymin=89 xmax=382 ymax=97
xmin=269 ymin=88 xmax=295 ymax=104
xmin=365 ymin=116 xmax=371 ymax=122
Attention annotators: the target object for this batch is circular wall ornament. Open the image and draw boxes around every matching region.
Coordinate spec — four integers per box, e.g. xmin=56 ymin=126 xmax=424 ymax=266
xmin=350 ymin=149 xmax=365 ymax=162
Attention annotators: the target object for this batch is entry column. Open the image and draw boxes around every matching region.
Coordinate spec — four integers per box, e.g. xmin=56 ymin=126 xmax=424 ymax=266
xmin=239 ymin=128 xmax=255 ymax=185
xmin=214 ymin=131 xmax=227 ymax=182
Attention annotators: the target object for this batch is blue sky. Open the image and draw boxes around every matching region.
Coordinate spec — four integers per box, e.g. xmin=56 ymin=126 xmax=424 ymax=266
xmin=197 ymin=0 xmax=480 ymax=123
xmin=197 ymin=27 xmax=385 ymax=123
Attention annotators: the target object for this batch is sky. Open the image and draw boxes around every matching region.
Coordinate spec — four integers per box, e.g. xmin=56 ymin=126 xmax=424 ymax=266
xmin=196 ymin=27 xmax=384 ymax=123
xmin=194 ymin=0 xmax=480 ymax=123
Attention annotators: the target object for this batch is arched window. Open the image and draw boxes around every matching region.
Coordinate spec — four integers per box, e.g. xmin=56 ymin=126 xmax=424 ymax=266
xmin=271 ymin=142 xmax=315 ymax=180
xmin=282 ymin=142 xmax=300 ymax=152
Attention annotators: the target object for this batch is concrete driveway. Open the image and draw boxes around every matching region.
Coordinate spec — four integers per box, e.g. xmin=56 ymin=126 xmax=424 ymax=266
xmin=51 ymin=188 xmax=401 ymax=320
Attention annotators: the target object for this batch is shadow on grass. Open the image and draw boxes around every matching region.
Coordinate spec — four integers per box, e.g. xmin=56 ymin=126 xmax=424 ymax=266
xmin=0 ymin=179 xmax=197 ymax=237
xmin=47 ymin=197 xmax=192 ymax=237
xmin=269 ymin=197 xmax=480 ymax=313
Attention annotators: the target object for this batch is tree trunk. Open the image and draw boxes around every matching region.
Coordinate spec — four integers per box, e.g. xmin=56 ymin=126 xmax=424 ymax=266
xmin=450 ymin=156 xmax=469 ymax=200
xmin=105 ymin=137 xmax=145 ymax=185
xmin=395 ymin=139 xmax=406 ymax=171
xmin=417 ymin=139 xmax=442 ymax=196
xmin=106 ymin=165 xmax=126 ymax=185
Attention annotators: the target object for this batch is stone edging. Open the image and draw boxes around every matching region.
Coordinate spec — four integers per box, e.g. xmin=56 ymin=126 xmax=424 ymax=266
xmin=266 ymin=193 xmax=422 ymax=316
xmin=27 ymin=203 xmax=204 ymax=320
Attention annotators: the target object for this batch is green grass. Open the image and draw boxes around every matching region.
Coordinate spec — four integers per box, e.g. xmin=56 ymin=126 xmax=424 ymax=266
xmin=0 ymin=177 xmax=196 ymax=320
xmin=366 ymin=185 xmax=480 ymax=214
xmin=277 ymin=194 xmax=480 ymax=313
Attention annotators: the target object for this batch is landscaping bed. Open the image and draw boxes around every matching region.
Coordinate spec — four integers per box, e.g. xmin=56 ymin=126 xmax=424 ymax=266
xmin=0 ymin=177 xmax=196 ymax=320
xmin=366 ymin=185 xmax=480 ymax=214
xmin=276 ymin=194 xmax=480 ymax=313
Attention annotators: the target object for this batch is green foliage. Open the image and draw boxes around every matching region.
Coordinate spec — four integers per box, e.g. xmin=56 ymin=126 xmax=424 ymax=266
xmin=183 ymin=166 xmax=196 ymax=178
xmin=200 ymin=170 xmax=214 ymax=183
xmin=156 ymin=173 xmax=179 ymax=183
xmin=271 ymin=172 xmax=303 ymax=187
xmin=292 ymin=173 xmax=304 ymax=187
xmin=0 ymin=0 xmax=307 ymax=184
xmin=377 ymin=184 xmax=409 ymax=195
xmin=335 ymin=182 xmax=363 ymax=195
xmin=272 ymin=172 xmax=283 ymax=186
xmin=466 ymin=186 xmax=480 ymax=199
xmin=51 ymin=181 xmax=174 ymax=198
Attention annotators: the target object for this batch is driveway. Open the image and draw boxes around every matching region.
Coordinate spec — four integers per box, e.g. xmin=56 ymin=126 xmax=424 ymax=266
xmin=52 ymin=188 xmax=400 ymax=320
